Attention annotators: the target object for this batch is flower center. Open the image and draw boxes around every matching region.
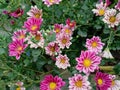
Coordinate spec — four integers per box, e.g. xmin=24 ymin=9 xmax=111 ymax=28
xmin=98 ymin=79 xmax=103 ymax=85
xmin=50 ymin=47 xmax=55 ymax=52
xmin=35 ymin=34 xmax=41 ymax=41
xmin=99 ymin=9 xmax=105 ymax=16
xmin=55 ymin=28 xmax=60 ymax=33
xmin=16 ymin=87 xmax=21 ymax=90
xmin=19 ymin=34 xmax=25 ymax=39
xmin=111 ymin=80 xmax=115 ymax=86
xmin=75 ymin=80 xmax=82 ymax=87
xmin=31 ymin=25 xmax=38 ymax=31
xmin=17 ymin=46 xmax=23 ymax=51
xmin=60 ymin=58 xmax=65 ymax=63
xmin=65 ymin=29 xmax=71 ymax=34
xmin=35 ymin=14 xmax=40 ymax=19
xmin=92 ymin=41 xmax=97 ymax=48
xmin=109 ymin=16 xmax=116 ymax=23
xmin=83 ymin=58 xmax=91 ymax=67
xmin=49 ymin=82 xmax=56 ymax=90
xmin=62 ymin=39 xmax=67 ymax=44
xmin=49 ymin=0 xmax=54 ymax=3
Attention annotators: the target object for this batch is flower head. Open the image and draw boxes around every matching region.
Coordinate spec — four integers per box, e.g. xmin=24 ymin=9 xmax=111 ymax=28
xmin=76 ymin=50 xmax=101 ymax=74
xmin=69 ymin=74 xmax=91 ymax=90
xmin=115 ymin=1 xmax=120 ymax=11
xmin=62 ymin=25 xmax=73 ymax=36
xmin=53 ymin=24 xmax=63 ymax=35
xmin=95 ymin=72 xmax=111 ymax=90
xmin=40 ymin=74 xmax=65 ymax=90
xmin=16 ymin=81 xmax=25 ymax=90
xmin=66 ymin=18 xmax=76 ymax=30
xmin=55 ymin=54 xmax=70 ymax=69
xmin=85 ymin=36 xmax=104 ymax=54
xmin=9 ymin=39 xmax=28 ymax=60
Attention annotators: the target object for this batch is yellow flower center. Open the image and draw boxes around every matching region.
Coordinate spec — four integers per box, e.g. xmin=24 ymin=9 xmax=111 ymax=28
xmin=49 ymin=82 xmax=57 ymax=90
xmin=83 ymin=58 xmax=91 ymax=67
xmin=99 ymin=9 xmax=105 ymax=16
xmin=49 ymin=0 xmax=54 ymax=3
xmin=16 ymin=87 xmax=21 ymax=90
xmin=60 ymin=58 xmax=65 ymax=63
xmin=35 ymin=14 xmax=40 ymax=19
xmin=50 ymin=47 xmax=55 ymax=52
xmin=111 ymin=80 xmax=115 ymax=86
xmin=109 ymin=16 xmax=116 ymax=23
xmin=35 ymin=34 xmax=41 ymax=41
xmin=65 ymin=29 xmax=71 ymax=34
xmin=31 ymin=25 xmax=38 ymax=31
xmin=55 ymin=28 xmax=60 ymax=33
xmin=75 ymin=80 xmax=82 ymax=87
xmin=19 ymin=34 xmax=25 ymax=39
xmin=98 ymin=79 xmax=103 ymax=85
xmin=17 ymin=46 xmax=23 ymax=51
xmin=62 ymin=39 xmax=67 ymax=44
xmin=92 ymin=41 xmax=97 ymax=48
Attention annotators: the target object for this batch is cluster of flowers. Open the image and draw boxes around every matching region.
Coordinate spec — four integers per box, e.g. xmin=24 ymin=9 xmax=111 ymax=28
xmin=92 ymin=0 xmax=120 ymax=28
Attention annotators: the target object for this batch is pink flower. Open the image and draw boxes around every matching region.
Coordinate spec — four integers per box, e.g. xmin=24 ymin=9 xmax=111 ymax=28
xmin=27 ymin=5 xmax=42 ymax=19
xmin=69 ymin=74 xmax=91 ymax=90
xmin=53 ymin=24 xmax=63 ymax=35
xmin=105 ymin=0 xmax=111 ymax=7
xmin=56 ymin=33 xmax=72 ymax=49
xmin=76 ymin=50 xmax=101 ymax=74
xmin=85 ymin=36 xmax=104 ymax=54
xmin=40 ymin=74 xmax=65 ymax=90
xmin=16 ymin=81 xmax=25 ymax=90
xmin=45 ymin=41 xmax=60 ymax=56
xmin=62 ymin=25 xmax=73 ymax=36
xmin=55 ymin=54 xmax=70 ymax=69
xmin=12 ymin=30 xmax=26 ymax=41
xmin=23 ymin=17 xmax=43 ymax=33
xmin=10 ymin=20 xmax=15 ymax=25
xmin=115 ymin=1 xmax=120 ymax=11
xmin=66 ymin=18 xmax=76 ymax=30
xmin=10 ymin=8 xmax=24 ymax=18
xmin=9 ymin=39 xmax=28 ymax=60
xmin=95 ymin=72 xmax=111 ymax=90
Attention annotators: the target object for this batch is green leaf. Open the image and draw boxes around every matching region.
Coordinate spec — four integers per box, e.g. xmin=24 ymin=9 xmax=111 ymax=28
xmin=78 ymin=29 xmax=87 ymax=37
xmin=0 ymin=48 xmax=5 ymax=55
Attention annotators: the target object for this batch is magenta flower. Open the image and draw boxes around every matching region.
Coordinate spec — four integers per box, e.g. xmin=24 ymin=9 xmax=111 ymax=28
xmin=105 ymin=0 xmax=111 ymax=7
xmin=115 ymin=1 xmax=120 ymax=11
xmin=62 ymin=25 xmax=73 ymax=36
xmin=53 ymin=24 xmax=63 ymax=35
xmin=45 ymin=41 xmax=60 ymax=56
xmin=85 ymin=36 xmax=104 ymax=54
xmin=66 ymin=18 xmax=76 ymax=30
xmin=9 ymin=39 xmax=28 ymax=60
xmin=69 ymin=74 xmax=91 ymax=90
xmin=23 ymin=17 xmax=43 ymax=33
xmin=40 ymin=74 xmax=65 ymax=90
xmin=12 ymin=30 xmax=26 ymax=41
xmin=10 ymin=8 xmax=24 ymax=18
xmin=76 ymin=50 xmax=101 ymax=74
xmin=95 ymin=72 xmax=111 ymax=90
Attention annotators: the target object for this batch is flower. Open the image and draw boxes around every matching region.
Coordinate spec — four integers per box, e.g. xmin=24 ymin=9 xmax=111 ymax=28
xmin=26 ymin=31 xmax=44 ymax=48
xmin=76 ymin=50 xmax=101 ymax=74
xmin=102 ymin=48 xmax=114 ymax=59
xmin=9 ymin=39 xmax=28 ymax=60
xmin=23 ymin=17 xmax=43 ymax=33
xmin=115 ymin=1 xmax=120 ymax=11
xmin=16 ymin=81 xmax=25 ymax=90
xmin=27 ymin=5 xmax=42 ymax=19
xmin=55 ymin=54 xmax=70 ymax=69
xmin=105 ymin=0 xmax=111 ymax=7
xmin=10 ymin=8 xmax=24 ymax=18
xmin=103 ymin=9 xmax=120 ymax=28
xmin=85 ymin=36 xmax=104 ymax=54
xmin=56 ymin=33 xmax=72 ymax=49
xmin=12 ymin=30 xmax=26 ymax=41
xmin=66 ymin=18 xmax=76 ymax=30
xmin=53 ymin=24 xmax=63 ymax=35
xmin=62 ymin=25 xmax=73 ymax=36
xmin=69 ymin=74 xmax=91 ymax=90
xmin=45 ymin=41 xmax=60 ymax=56
xmin=95 ymin=72 xmax=111 ymax=90
xmin=92 ymin=2 xmax=108 ymax=16
xmin=40 ymin=74 xmax=65 ymax=90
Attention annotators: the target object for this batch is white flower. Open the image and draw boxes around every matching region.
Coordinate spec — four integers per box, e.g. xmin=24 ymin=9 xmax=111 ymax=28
xmin=102 ymin=48 xmax=114 ymax=59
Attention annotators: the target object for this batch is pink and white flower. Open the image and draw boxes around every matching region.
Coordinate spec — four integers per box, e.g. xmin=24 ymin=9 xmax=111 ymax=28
xmin=69 ymin=74 xmax=91 ymax=90
xmin=76 ymin=50 xmax=101 ymax=74
xmin=53 ymin=24 xmax=63 ymax=36
xmin=66 ymin=18 xmax=76 ymax=30
xmin=55 ymin=54 xmax=70 ymax=69
xmin=40 ymin=74 xmax=65 ymax=90
xmin=16 ymin=81 xmax=25 ymax=90
xmin=9 ymin=39 xmax=28 ymax=60
xmin=85 ymin=36 xmax=104 ymax=54
xmin=62 ymin=25 xmax=73 ymax=36
xmin=103 ymin=9 xmax=120 ymax=28
xmin=27 ymin=5 xmax=42 ymax=19
xmin=115 ymin=1 xmax=120 ymax=11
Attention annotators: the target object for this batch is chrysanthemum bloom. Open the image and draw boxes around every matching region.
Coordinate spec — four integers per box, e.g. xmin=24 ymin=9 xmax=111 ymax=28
xmin=92 ymin=2 xmax=108 ymax=16
xmin=12 ymin=30 xmax=26 ymax=41
xmin=16 ymin=81 xmax=25 ymax=90
xmin=76 ymin=50 xmax=101 ymax=74
xmin=103 ymin=9 xmax=120 ymax=28
xmin=9 ymin=39 xmax=28 ymax=60
xmin=69 ymin=74 xmax=91 ymax=90
xmin=40 ymin=74 xmax=65 ymax=90
xmin=26 ymin=31 xmax=44 ymax=48
xmin=115 ymin=1 xmax=120 ymax=11
xmin=102 ymin=48 xmax=114 ymax=59
xmin=56 ymin=33 xmax=72 ymax=49
xmin=108 ymin=75 xmax=120 ymax=90
xmin=53 ymin=24 xmax=63 ymax=35
xmin=55 ymin=54 xmax=70 ymax=69
xmin=23 ymin=17 xmax=43 ymax=33
xmin=66 ymin=18 xmax=76 ymax=30
xmin=10 ymin=8 xmax=24 ymax=18
xmin=95 ymin=72 xmax=111 ymax=90
xmin=62 ymin=25 xmax=73 ymax=36
xmin=85 ymin=36 xmax=104 ymax=54
xmin=27 ymin=5 xmax=42 ymax=19
xmin=45 ymin=41 xmax=60 ymax=56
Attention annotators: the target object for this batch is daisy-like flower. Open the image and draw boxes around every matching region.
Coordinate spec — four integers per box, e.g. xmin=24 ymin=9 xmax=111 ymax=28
xmin=76 ymin=50 xmax=101 ymax=74
xmin=12 ymin=30 xmax=26 ymax=41
xmin=66 ymin=18 xmax=76 ymax=30
xmin=16 ymin=81 xmax=25 ymax=90
xmin=56 ymin=33 xmax=72 ymax=49
xmin=26 ymin=31 xmax=44 ymax=48
xmin=40 ymin=74 xmax=65 ymax=90
xmin=23 ymin=17 xmax=43 ymax=33
xmin=92 ymin=2 xmax=108 ymax=16
xmin=53 ymin=24 xmax=63 ymax=35
xmin=115 ymin=1 xmax=120 ymax=11
xmin=27 ymin=5 xmax=42 ymax=19
xmin=9 ymin=39 xmax=28 ymax=60
xmin=69 ymin=74 xmax=91 ymax=90
xmin=85 ymin=36 xmax=104 ymax=54
xmin=45 ymin=41 xmax=60 ymax=56
xmin=95 ymin=72 xmax=111 ymax=90
xmin=103 ymin=8 xmax=120 ymax=28
xmin=102 ymin=48 xmax=114 ymax=59
xmin=62 ymin=25 xmax=73 ymax=36
xmin=55 ymin=54 xmax=70 ymax=69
